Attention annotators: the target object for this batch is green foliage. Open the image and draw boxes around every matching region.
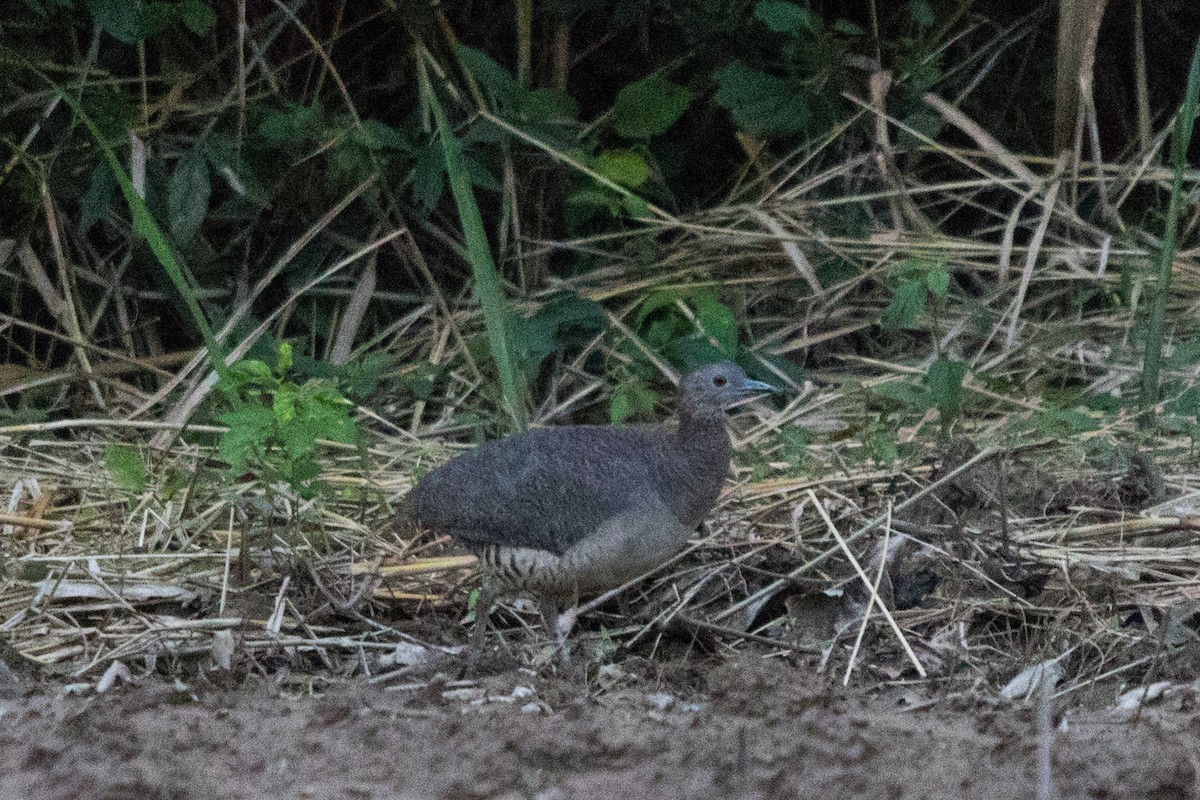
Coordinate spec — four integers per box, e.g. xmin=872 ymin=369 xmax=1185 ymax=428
xmin=520 ymin=294 xmax=607 ymax=373
xmin=869 ymin=355 xmax=968 ymax=423
xmin=882 ymin=275 xmax=928 ymax=332
xmin=85 ymin=0 xmax=215 ymax=44
xmin=1141 ymin=36 xmax=1200 ymax=423
xmin=423 ymin=68 xmax=528 ymax=428
xmin=714 ymin=61 xmax=813 ymax=137
xmin=713 ymin=0 xmax=945 ymax=144
xmin=610 ymin=375 xmax=658 ymax=425
xmin=613 ymin=75 xmax=694 ymax=139
xmin=1037 ymin=406 xmax=1102 ymax=437
xmin=595 ymin=149 xmax=650 ymax=188
xmin=635 ymin=289 xmax=740 ymax=372
xmin=215 ymin=343 xmax=357 ymax=498
xmin=167 ymin=143 xmax=211 ymax=243
xmin=926 ymin=358 xmax=967 ymax=419
xmin=105 ymin=444 xmax=147 ymax=492
xmin=882 ymin=257 xmax=950 ymax=333
xmin=713 ymin=0 xmax=865 ymax=138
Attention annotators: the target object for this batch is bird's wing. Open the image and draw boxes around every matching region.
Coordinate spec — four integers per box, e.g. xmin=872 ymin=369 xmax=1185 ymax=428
xmin=412 ymin=427 xmax=669 ymax=555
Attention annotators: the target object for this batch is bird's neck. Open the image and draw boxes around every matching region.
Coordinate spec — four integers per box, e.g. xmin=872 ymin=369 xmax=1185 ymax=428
xmin=676 ymin=403 xmax=731 ymax=466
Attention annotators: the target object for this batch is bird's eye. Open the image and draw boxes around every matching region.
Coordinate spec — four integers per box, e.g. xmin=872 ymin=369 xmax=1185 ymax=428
xmin=713 ymin=375 xmax=727 ymax=387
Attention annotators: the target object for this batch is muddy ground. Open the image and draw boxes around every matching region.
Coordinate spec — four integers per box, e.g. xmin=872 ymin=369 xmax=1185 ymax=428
xmin=1 ymin=653 xmax=1197 ymax=800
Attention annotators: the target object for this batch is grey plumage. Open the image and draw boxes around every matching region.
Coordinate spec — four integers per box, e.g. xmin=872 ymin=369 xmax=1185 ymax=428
xmin=406 ymin=361 xmax=776 ymax=654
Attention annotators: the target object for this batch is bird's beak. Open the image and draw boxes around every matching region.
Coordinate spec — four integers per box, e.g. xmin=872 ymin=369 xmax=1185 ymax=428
xmin=739 ymin=378 xmax=778 ymax=394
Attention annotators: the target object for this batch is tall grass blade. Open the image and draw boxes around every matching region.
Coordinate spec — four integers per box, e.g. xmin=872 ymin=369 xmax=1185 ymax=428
xmin=1140 ymin=37 xmax=1200 ymax=424
xmin=421 ymin=70 xmax=528 ymax=428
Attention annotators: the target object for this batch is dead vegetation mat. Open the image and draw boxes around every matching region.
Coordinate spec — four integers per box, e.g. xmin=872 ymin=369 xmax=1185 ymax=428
xmin=1 ymin=409 xmax=1198 ymax=711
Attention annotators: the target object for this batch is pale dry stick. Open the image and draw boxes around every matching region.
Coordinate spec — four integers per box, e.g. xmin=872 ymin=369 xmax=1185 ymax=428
xmin=869 ymin=71 xmax=934 ymax=235
xmin=808 ymin=490 xmax=925 ymax=678
xmin=265 ymin=575 xmax=290 ymax=635
xmin=923 ymin=93 xmax=1040 ymax=187
xmin=746 ymin=207 xmax=823 ymax=295
xmin=712 ymin=446 xmax=997 ymax=624
xmin=601 ymin=309 xmax=679 ymax=385
xmin=634 ymin=540 xmax=783 ymax=648
xmin=1052 ymin=654 xmax=1154 ymax=700
xmin=0 ymin=418 xmax=224 ymax=436
xmin=843 ymin=502 xmax=893 ymax=686
xmin=764 ymin=113 xmax=870 ymax=204
xmin=330 ymin=257 xmax=376 ymax=365
xmin=218 ymin=505 xmax=234 ymax=616
xmin=1036 ymin=669 xmax=1054 ymax=800
xmin=997 ymin=184 xmax=1037 ymax=286
xmin=14 ymin=238 xmax=103 ymax=409
xmin=0 ymin=513 xmax=69 ymax=533
xmin=1005 ymin=152 xmax=1068 ymax=351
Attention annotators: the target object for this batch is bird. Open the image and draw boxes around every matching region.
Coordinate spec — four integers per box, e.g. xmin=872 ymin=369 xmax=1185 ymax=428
xmin=405 ymin=361 xmax=777 ymax=662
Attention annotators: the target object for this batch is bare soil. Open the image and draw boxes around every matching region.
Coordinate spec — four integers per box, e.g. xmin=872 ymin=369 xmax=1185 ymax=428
xmin=2 ymin=655 xmax=1197 ymax=800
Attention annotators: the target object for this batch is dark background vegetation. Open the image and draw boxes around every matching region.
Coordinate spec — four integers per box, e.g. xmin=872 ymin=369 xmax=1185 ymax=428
xmin=2 ymin=0 xmax=1200 ymax=450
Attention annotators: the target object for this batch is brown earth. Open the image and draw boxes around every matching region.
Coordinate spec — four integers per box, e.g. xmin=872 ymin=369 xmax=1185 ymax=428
xmin=2 ymin=655 xmax=1197 ymax=800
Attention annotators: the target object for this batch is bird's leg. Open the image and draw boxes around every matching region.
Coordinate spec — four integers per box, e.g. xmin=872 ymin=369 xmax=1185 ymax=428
xmin=537 ymin=598 xmax=569 ymax=663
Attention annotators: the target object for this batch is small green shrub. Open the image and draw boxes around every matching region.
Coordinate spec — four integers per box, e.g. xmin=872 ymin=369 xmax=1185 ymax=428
xmin=215 ymin=343 xmax=357 ymax=498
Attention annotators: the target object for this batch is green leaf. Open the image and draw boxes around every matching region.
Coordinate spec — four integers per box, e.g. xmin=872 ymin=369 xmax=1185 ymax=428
xmin=636 ymin=288 xmax=690 ymax=327
xmin=86 ymin=0 xmax=142 ymax=43
xmin=275 ymin=341 xmax=293 ymax=375
xmin=81 ymin=161 xmax=117 ymax=233
xmin=519 ymin=88 xmax=579 ymax=123
xmin=217 ymin=405 xmax=275 ymax=475
xmin=926 ymin=358 xmax=967 ymax=417
xmin=177 ymin=0 xmax=215 ymax=34
xmin=1167 ymin=338 xmax=1200 ymax=369
xmin=1039 ymin=407 xmax=1100 ymax=435
xmin=621 ymin=194 xmax=651 ymax=219
xmin=566 ymin=188 xmax=622 ymax=216
xmin=926 ymin=263 xmax=950 ymax=297
xmin=882 ymin=276 xmax=927 ymax=331
xmin=713 ymin=61 xmax=810 ymax=136
xmin=410 ymin=141 xmax=446 ymax=213
xmin=523 ymin=294 xmax=607 ymax=366
xmin=673 ymin=338 xmax=728 ymax=372
xmin=754 ymin=1 xmax=816 ymax=33
xmin=359 ymin=118 xmax=412 ymax=152
xmin=226 ymin=358 xmax=273 ymax=388
xmin=456 ymin=45 xmax=518 ymax=109
xmin=610 ymin=380 xmax=657 ymax=424
xmin=909 ymin=0 xmax=935 ymax=29
xmin=780 ymin=426 xmax=808 ymax=465
xmin=613 ymin=75 xmax=695 ymax=139
xmin=168 ymin=144 xmax=211 ymax=243
xmin=831 ymin=18 xmax=866 ymax=36
xmin=872 ymin=380 xmax=929 ymax=410
xmin=464 ymin=155 xmax=502 ymax=192
xmin=105 ymin=444 xmax=146 ymax=492
xmin=595 ymin=149 xmax=649 ymax=187
xmin=695 ymin=296 xmax=738 ymax=353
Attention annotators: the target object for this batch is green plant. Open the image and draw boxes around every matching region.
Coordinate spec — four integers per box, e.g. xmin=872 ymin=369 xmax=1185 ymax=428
xmin=1140 ymin=36 xmax=1200 ymax=423
xmin=882 ymin=257 xmax=950 ymax=334
xmin=215 ymin=343 xmax=357 ymax=498
xmin=421 ymin=58 xmax=528 ymax=429
xmin=714 ymin=0 xmax=943 ymax=142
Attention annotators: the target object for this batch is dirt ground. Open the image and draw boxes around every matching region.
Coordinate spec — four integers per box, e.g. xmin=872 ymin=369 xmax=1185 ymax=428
xmin=1 ymin=654 xmax=1197 ymax=800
